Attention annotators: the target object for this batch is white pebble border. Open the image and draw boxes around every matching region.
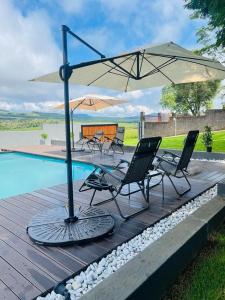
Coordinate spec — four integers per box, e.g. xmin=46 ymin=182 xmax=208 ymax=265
xmin=37 ymin=185 xmax=217 ymax=300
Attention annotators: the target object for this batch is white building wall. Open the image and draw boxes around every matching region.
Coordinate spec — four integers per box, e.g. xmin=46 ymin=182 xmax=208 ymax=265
xmin=0 ymin=123 xmax=81 ymax=148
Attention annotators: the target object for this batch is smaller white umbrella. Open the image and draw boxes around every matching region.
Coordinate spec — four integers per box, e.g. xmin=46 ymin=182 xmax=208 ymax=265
xmin=55 ymin=94 xmax=127 ymax=149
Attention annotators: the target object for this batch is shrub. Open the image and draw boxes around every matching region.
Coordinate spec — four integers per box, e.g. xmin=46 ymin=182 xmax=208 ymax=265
xmin=201 ymin=126 xmax=213 ymax=149
xmin=41 ymin=133 xmax=48 ymax=140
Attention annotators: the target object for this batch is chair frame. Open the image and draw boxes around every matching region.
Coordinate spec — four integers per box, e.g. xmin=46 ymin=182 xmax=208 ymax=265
xmin=79 ymin=137 xmax=163 ymax=219
xmin=87 ymin=130 xmax=104 ymax=152
xmin=157 ymin=130 xmax=199 ymax=197
xmin=105 ymin=127 xmax=125 ymax=154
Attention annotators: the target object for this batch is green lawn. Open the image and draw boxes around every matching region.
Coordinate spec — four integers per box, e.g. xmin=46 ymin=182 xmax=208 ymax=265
xmin=119 ymin=122 xmax=139 ymax=146
xmin=122 ymin=122 xmax=225 ymax=153
xmin=163 ymin=226 xmax=225 ymax=300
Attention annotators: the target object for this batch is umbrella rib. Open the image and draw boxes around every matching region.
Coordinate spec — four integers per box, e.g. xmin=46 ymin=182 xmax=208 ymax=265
xmin=143 ymin=56 xmax=175 ymax=84
xmin=145 ymin=52 xmax=214 ymax=62
xmin=108 ymin=58 xmax=137 ymax=79
xmin=125 ymin=55 xmax=137 ymax=92
xmin=171 ymin=57 xmax=225 ymax=72
xmin=86 ymin=55 xmax=135 ymax=86
xmin=108 ymin=70 xmax=130 ymax=78
xmin=71 ymin=98 xmax=87 ymax=112
xmin=102 ymin=62 xmax=132 ymax=78
xmin=139 ymin=50 xmax=145 ymax=76
xmin=145 ymin=53 xmax=225 ymax=71
xmin=141 ymin=58 xmax=176 ymax=79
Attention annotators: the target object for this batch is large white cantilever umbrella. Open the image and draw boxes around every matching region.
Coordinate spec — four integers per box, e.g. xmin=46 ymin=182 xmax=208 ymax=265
xmin=55 ymin=95 xmax=127 ymax=150
xmin=27 ymin=25 xmax=225 ymax=247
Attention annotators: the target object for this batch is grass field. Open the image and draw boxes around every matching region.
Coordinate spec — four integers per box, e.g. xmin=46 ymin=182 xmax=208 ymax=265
xmin=163 ymin=226 xmax=225 ymax=300
xmin=121 ymin=122 xmax=225 ymax=153
xmin=161 ymin=130 xmax=225 ymax=153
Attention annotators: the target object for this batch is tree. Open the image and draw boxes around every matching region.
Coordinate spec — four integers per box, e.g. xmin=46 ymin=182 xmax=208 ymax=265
xmin=184 ymin=0 xmax=225 ymax=52
xmin=160 ymin=80 xmax=221 ymax=116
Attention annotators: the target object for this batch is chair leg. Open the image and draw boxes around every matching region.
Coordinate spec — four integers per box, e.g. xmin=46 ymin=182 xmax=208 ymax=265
xmin=138 ymin=181 xmax=148 ymax=203
xmin=88 ymin=185 xmax=150 ymax=220
xmin=110 ymin=187 xmax=149 ymax=220
xmin=90 ymin=189 xmax=97 ymax=206
xmin=167 ymin=171 xmax=191 ymax=197
xmin=161 ymin=174 xmax=165 ymax=202
xmin=146 ymin=173 xmax=164 ymax=203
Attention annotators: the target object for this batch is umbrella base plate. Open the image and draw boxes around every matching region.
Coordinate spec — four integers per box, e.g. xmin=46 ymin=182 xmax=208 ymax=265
xmin=27 ymin=206 xmax=115 ymax=246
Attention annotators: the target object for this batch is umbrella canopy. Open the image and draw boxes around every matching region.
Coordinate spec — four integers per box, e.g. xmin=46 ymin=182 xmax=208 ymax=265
xmin=55 ymin=94 xmax=127 ymax=111
xmin=33 ymin=42 xmax=225 ymax=92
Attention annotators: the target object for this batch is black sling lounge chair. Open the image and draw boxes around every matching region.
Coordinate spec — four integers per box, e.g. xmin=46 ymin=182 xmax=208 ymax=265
xmin=157 ymin=130 xmax=199 ymax=196
xmin=79 ymin=137 xmax=162 ymax=219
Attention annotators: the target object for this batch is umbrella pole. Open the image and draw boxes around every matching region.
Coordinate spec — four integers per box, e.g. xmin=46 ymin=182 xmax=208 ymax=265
xmin=26 ymin=25 xmax=114 ymax=246
xmin=62 ymin=25 xmax=75 ymax=221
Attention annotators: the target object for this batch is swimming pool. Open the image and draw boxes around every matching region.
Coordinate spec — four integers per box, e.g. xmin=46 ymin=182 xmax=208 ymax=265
xmin=0 ymin=152 xmax=95 ymax=199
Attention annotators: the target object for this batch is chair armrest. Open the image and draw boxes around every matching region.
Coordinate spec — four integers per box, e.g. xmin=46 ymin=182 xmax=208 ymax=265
xmin=114 ymin=137 xmax=124 ymax=144
xmin=116 ymin=159 xmax=130 ymax=168
xmin=163 ymin=150 xmax=180 ymax=159
xmin=92 ymin=164 xmax=122 ymax=181
xmin=157 ymin=155 xmax=178 ymax=167
xmin=119 ymin=158 xmax=130 ymax=164
xmin=104 ymin=136 xmax=113 ymax=141
xmin=87 ymin=137 xmax=101 ymax=144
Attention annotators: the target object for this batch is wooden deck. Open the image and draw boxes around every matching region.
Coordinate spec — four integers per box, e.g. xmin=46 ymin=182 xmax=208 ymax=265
xmin=1 ymin=148 xmax=225 ymax=300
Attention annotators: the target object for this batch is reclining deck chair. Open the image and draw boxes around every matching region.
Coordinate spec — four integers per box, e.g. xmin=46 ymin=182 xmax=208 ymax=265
xmin=73 ymin=135 xmax=89 ymax=151
xmin=79 ymin=137 xmax=162 ymax=219
xmin=111 ymin=127 xmax=125 ymax=154
xmin=105 ymin=127 xmax=125 ymax=154
xmin=157 ymin=130 xmax=199 ymax=196
xmin=87 ymin=130 xmax=104 ymax=152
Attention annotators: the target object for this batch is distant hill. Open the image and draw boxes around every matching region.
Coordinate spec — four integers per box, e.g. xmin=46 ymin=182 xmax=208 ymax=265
xmin=0 ymin=110 xmax=139 ymax=123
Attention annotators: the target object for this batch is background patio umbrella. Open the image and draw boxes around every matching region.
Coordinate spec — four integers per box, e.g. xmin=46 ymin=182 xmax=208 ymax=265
xmin=55 ymin=95 xmax=127 ymax=149
xmin=28 ymin=25 xmax=225 ymax=247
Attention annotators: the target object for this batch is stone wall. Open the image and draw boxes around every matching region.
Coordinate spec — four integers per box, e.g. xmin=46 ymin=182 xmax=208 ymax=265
xmin=144 ymin=109 xmax=225 ymax=137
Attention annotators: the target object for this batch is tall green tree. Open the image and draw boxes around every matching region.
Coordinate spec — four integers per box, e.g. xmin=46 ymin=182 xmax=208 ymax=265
xmin=160 ymin=80 xmax=221 ymax=116
xmin=184 ymin=0 xmax=225 ymax=52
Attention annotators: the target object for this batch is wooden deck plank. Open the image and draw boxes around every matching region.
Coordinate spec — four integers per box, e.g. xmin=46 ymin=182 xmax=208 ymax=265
xmin=0 ymin=214 xmax=85 ymax=273
xmin=0 ymin=280 xmax=20 ymax=300
xmin=0 ymin=241 xmax=56 ymax=292
xmin=0 ymin=226 xmax=71 ymax=281
xmin=0 ymin=256 xmax=41 ymax=300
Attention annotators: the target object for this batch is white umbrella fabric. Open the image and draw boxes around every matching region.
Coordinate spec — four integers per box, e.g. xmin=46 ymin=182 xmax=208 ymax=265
xmin=55 ymin=95 xmax=127 ymax=149
xmin=32 ymin=42 xmax=225 ymax=92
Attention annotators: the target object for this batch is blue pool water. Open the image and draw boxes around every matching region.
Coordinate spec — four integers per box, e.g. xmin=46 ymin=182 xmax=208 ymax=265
xmin=0 ymin=152 xmax=95 ymax=199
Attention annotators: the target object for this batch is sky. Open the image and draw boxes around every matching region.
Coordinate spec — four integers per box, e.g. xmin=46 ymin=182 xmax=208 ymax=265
xmin=0 ymin=0 xmax=222 ymax=116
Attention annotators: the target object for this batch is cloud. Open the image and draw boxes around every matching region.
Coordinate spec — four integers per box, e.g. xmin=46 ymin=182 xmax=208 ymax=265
xmin=0 ymin=99 xmax=62 ymax=112
xmin=57 ymin=0 xmax=85 ymax=14
xmin=0 ymin=0 xmax=222 ymax=116
xmin=0 ymin=0 xmax=61 ymax=81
